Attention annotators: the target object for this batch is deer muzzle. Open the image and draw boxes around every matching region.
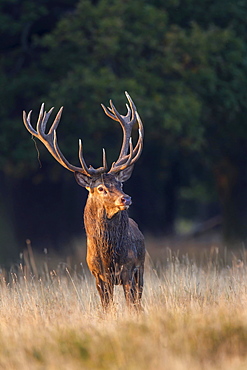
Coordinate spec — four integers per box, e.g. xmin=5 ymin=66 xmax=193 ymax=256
xmin=116 ymin=195 xmax=132 ymax=210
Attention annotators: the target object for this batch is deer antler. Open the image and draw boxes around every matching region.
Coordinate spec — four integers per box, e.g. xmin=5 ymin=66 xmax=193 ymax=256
xmin=101 ymin=91 xmax=144 ymax=174
xmin=23 ymin=103 xmax=107 ymax=177
xmin=23 ymin=92 xmax=143 ymax=177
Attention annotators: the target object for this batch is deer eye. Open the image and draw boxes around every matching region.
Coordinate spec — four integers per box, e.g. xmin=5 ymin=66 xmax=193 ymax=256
xmin=97 ymin=186 xmax=104 ymax=192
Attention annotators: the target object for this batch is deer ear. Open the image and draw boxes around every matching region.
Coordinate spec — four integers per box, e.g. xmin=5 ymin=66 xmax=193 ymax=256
xmin=74 ymin=172 xmax=92 ymax=188
xmin=115 ymin=165 xmax=134 ymax=183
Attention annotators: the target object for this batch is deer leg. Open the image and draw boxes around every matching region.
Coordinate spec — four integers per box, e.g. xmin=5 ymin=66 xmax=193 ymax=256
xmin=122 ymin=282 xmax=134 ymax=306
xmin=122 ymin=267 xmax=144 ymax=311
xmin=133 ymin=267 xmax=144 ymax=310
xmin=95 ymin=276 xmax=114 ymax=310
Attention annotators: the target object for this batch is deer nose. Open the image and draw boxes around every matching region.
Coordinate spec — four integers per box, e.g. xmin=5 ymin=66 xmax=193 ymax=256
xmin=121 ymin=195 xmax=132 ymax=206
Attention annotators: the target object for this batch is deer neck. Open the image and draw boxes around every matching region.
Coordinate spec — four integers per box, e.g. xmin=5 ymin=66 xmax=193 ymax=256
xmin=84 ymin=197 xmax=129 ymax=252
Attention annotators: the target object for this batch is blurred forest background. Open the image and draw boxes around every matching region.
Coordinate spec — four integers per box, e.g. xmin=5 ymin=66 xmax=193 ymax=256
xmin=1 ymin=0 xmax=247 ymax=264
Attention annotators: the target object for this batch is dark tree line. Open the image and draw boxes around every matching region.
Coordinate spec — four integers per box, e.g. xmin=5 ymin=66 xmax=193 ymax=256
xmin=0 ymin=0 xmax=247 ymax=262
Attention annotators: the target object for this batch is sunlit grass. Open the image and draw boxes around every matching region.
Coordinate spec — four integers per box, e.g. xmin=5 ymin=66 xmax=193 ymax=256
xmin=0 ymin=243 xmax=247 ymax=369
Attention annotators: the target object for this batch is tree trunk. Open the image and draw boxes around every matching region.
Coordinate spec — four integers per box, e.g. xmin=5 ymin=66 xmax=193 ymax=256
xmin=163 ymin=163 xmax=180 ymax=235
xmin=214 ymin=158 xmax=247 ymax=246
xmin=0 ymin=173 xmax=18 ymax=263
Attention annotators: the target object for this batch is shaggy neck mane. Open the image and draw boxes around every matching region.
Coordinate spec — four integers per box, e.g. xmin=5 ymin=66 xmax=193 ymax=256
xmin=84 ymin=197 xmax=129 ymax=257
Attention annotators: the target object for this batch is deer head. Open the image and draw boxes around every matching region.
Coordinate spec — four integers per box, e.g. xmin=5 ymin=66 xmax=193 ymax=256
xmin=23 ymin=92 xmax=143 ymax=217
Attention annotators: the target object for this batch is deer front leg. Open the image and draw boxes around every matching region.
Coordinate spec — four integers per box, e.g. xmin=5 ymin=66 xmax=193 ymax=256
xmin=95 ymin=275 xmax=114 ymax=310
xmin=122 ymin=266 xmax=144 ymax=311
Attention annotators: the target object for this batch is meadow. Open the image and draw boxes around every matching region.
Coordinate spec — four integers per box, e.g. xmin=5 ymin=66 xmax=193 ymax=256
xmin=0 ymin=239 xmax=247 ymax=369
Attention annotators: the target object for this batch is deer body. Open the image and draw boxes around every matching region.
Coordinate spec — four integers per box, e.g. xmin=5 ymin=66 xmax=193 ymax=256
xmin=79 ymin=173 xmax=145 ymax=307
xmin=23 ymin=92 xmax=145 ymax=310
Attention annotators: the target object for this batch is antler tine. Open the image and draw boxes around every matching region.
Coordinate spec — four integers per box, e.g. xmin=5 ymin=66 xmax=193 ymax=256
xmin=125 ymin=103 xmax=132 ymax=121
xmin=127 ymin=113 xmax=144 ymax=164
xmin=77 ymin=139 xmax=105 ymax=175
xmin=23 ymin=110 xmax=36 ymax=136
xmin=48 ymin=106 xmax=63 ymax=134
xmin=102 ymin=148 xmax=107 ymax=170
xmin=36 ymin=103 xmax=45 ymax=134
xmin=109 ymin=100 xmax=127 ymax=127
xmin=78 ymin=139 xmax=91 ymax=174
xmin=113 ymin=130 xmax=143 ymax=168
xmin=125 ymin=91 xmax=137 ymax=121
xmin=41 ymin=107 xmax=54 ymax=135
xmin=109 ymin=138 xmax=134 ymax=173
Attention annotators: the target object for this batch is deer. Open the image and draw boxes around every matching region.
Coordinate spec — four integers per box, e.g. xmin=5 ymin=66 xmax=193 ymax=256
xmin=23 ymin=92 xmax=145 ymax=310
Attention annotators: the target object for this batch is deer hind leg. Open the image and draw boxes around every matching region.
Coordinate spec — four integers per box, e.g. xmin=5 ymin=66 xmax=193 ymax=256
xmin=132 ymin=266 xmax=144 ymax=311
xmin=95 ymin=276 xmax=114 ymax=310
xmin=133 ymin=266 xmax=144 ymax=302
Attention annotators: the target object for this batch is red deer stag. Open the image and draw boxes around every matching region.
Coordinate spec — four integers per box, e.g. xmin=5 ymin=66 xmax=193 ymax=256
xmin=23 ymin=92 xmax=145 ymax=310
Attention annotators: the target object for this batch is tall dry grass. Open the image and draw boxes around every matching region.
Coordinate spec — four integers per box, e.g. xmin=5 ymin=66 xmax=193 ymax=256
xmin=0 ymin=242 xmax=247 ymax=369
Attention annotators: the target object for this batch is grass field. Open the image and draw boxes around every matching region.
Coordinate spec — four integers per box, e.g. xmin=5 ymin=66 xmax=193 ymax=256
xmin=0 ymin=240 xmax=247 ymax=369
